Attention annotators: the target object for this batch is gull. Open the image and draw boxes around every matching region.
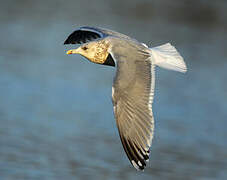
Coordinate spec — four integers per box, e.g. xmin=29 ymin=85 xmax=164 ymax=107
xmin=64 ymin=26 xmax=187 ymax=170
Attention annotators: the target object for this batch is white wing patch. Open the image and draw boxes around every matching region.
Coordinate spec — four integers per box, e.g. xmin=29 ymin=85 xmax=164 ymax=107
xmin=131 ymin=160 xmax=140 ymax=170
xmin=142 ymin=43 xmax=148 ymax=48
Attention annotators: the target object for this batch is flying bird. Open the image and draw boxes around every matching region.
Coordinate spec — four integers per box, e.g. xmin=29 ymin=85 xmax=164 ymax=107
xmin=64 ymin=26 xmax=187 ymax=170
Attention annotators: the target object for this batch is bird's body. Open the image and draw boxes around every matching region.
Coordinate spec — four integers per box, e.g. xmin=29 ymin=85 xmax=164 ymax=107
xmin=64 ymin=26 xmax=187 ymax=170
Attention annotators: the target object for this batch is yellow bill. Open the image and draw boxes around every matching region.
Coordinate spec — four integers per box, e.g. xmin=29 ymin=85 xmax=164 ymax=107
xmin=66 ymin=48 xmax=79 ymax=55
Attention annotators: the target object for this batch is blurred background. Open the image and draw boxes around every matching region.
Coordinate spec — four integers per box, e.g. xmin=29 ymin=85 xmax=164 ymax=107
xmin=0 ymin=0 xmax=227 ymax=179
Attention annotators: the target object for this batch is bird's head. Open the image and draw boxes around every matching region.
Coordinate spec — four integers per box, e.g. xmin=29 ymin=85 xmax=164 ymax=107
xmin=66 ymin=40 xmax=114 ymax=66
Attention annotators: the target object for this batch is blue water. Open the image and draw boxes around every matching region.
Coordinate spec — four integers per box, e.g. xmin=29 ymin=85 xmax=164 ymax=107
xmin=0 ymin=0 xmax=227 ymax=179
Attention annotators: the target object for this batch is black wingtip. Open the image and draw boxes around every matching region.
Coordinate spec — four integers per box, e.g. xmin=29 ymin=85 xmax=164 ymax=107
xmin=63 ymin=29 xmax=102 ymax=45
xmin=120 ymin=136 xmax=148 ymax=171
xmin=63 ymin=38 xmax=76 ymax=45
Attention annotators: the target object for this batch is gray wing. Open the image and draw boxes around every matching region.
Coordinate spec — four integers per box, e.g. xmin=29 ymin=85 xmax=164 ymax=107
xmin=64 ymin=26 xmax=133 ymax=45
xmin=111 ymin=47 xmax=155 ymax=170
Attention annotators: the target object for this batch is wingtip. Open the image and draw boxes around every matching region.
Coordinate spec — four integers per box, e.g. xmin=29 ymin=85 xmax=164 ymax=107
xmin=131 ymin=160 xmax=146 ymax=171
xmin=63 ymin=38 xmax=70 ymax=45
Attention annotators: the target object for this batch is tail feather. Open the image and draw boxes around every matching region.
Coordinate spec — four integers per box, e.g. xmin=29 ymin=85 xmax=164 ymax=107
xmin=150 ymin=43 xmax=187 ymax=73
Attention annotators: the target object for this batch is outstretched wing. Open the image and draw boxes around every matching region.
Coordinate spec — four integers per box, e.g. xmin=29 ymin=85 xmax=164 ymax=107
xmin=111 ymin=47 xmax=155 ymax=170
xmin=64 ymin=26 xmax=132 ymax=45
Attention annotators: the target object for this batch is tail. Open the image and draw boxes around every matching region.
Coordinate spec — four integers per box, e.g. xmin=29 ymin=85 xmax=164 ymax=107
xmin=149 ymin=43 xmax=187 ymax=73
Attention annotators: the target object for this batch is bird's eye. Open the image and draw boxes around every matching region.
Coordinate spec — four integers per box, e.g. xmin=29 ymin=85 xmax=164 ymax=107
xmin=82 ymin=46 xmax=88 ymax=50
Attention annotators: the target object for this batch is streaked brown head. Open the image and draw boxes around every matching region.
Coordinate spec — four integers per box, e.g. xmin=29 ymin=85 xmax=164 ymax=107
xmin=66 ymin=40 xmax=115 ymax=66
